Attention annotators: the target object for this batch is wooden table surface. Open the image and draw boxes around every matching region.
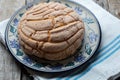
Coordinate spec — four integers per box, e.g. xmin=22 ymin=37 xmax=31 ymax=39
xmin=0 ymin=0 xmax=120 ymax=80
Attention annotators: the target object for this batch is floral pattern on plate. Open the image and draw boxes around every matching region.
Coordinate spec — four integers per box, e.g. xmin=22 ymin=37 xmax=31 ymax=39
xmin=5 ymin=0 xmax=101 ymax=72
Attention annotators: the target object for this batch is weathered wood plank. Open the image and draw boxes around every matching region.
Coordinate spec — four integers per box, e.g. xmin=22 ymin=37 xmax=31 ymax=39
xmin=0 ymin=43 xmax=21 ymax=80
xmin=25 ymin=0 xmax=34 ymax=5
xmin=94 ymin=0 xmax=120 ymax=19
xmin=0 ymin=0 xmax=25 ymax=80
xmin=108 ymin=0 xmax=120 ymax=18
xmin=93 ymin=0 xmax=109 ymax=10
xmin=0 ymin=0 xmax=25 ymax=21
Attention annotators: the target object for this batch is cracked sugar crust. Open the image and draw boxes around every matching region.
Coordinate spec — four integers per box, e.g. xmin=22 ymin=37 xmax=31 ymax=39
xmin=18 ymin=2 xmax=85 ymax=60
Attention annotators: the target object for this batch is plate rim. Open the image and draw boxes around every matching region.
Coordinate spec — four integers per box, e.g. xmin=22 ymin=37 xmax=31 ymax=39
xmin=5 ymin=0 xmax=102 ymax=72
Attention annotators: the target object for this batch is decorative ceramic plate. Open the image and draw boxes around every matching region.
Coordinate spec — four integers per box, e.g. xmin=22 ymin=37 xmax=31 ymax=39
xmin=5 ymin=0 xmax=101 ymax=72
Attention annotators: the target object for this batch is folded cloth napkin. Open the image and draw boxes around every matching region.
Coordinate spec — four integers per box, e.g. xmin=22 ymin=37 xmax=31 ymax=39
xmin=0 ymin=0 xmax=120 ymax=80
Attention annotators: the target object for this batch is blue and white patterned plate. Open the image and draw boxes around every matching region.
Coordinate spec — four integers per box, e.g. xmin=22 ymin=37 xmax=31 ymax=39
xmin=5 ymin=0 xmax=101 ymax=72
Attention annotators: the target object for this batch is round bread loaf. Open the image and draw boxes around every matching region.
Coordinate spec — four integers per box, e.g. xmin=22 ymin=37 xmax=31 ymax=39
xmin=17 ymin=2 xmax=85 ymax=60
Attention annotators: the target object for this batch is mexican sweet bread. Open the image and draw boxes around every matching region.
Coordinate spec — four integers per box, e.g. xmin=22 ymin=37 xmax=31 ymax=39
xmin=17 ymin=2 xmax=85 ymax=60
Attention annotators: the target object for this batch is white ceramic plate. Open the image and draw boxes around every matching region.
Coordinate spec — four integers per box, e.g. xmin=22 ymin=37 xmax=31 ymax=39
xmin=5 ymin=0 xmax=101 ymax=72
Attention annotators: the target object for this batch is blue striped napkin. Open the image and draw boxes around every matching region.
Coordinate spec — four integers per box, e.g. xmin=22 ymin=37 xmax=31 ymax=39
xmin=0 ymin=0 xmax=120 ymax=80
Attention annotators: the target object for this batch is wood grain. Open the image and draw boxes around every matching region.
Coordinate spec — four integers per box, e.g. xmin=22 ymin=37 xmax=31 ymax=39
xmin=0 ymin=44 xmax=21 ymax=80
xmin=94 ymin=0 xmax=120 ymax=19
xmin=0 ymin=0 xmax=25 ymax=80
xmin=25 ymin=0 xmax=34 ymax=5
xmin=0 ymin=0 xmax=25 ymax=21
xmin=108 ymin=0 xmax=120 ymax=18
xmin=93 ymin=0 xmax=109 ymax=10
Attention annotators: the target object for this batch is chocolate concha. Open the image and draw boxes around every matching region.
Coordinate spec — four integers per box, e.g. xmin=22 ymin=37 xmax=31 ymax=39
xmin=17 ymin=2 xmax=85 ymax=60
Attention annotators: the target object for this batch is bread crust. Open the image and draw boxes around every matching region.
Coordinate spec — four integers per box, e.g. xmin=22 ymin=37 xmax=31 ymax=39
xmin=18 ymin=2 xmax=85 ymax=60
